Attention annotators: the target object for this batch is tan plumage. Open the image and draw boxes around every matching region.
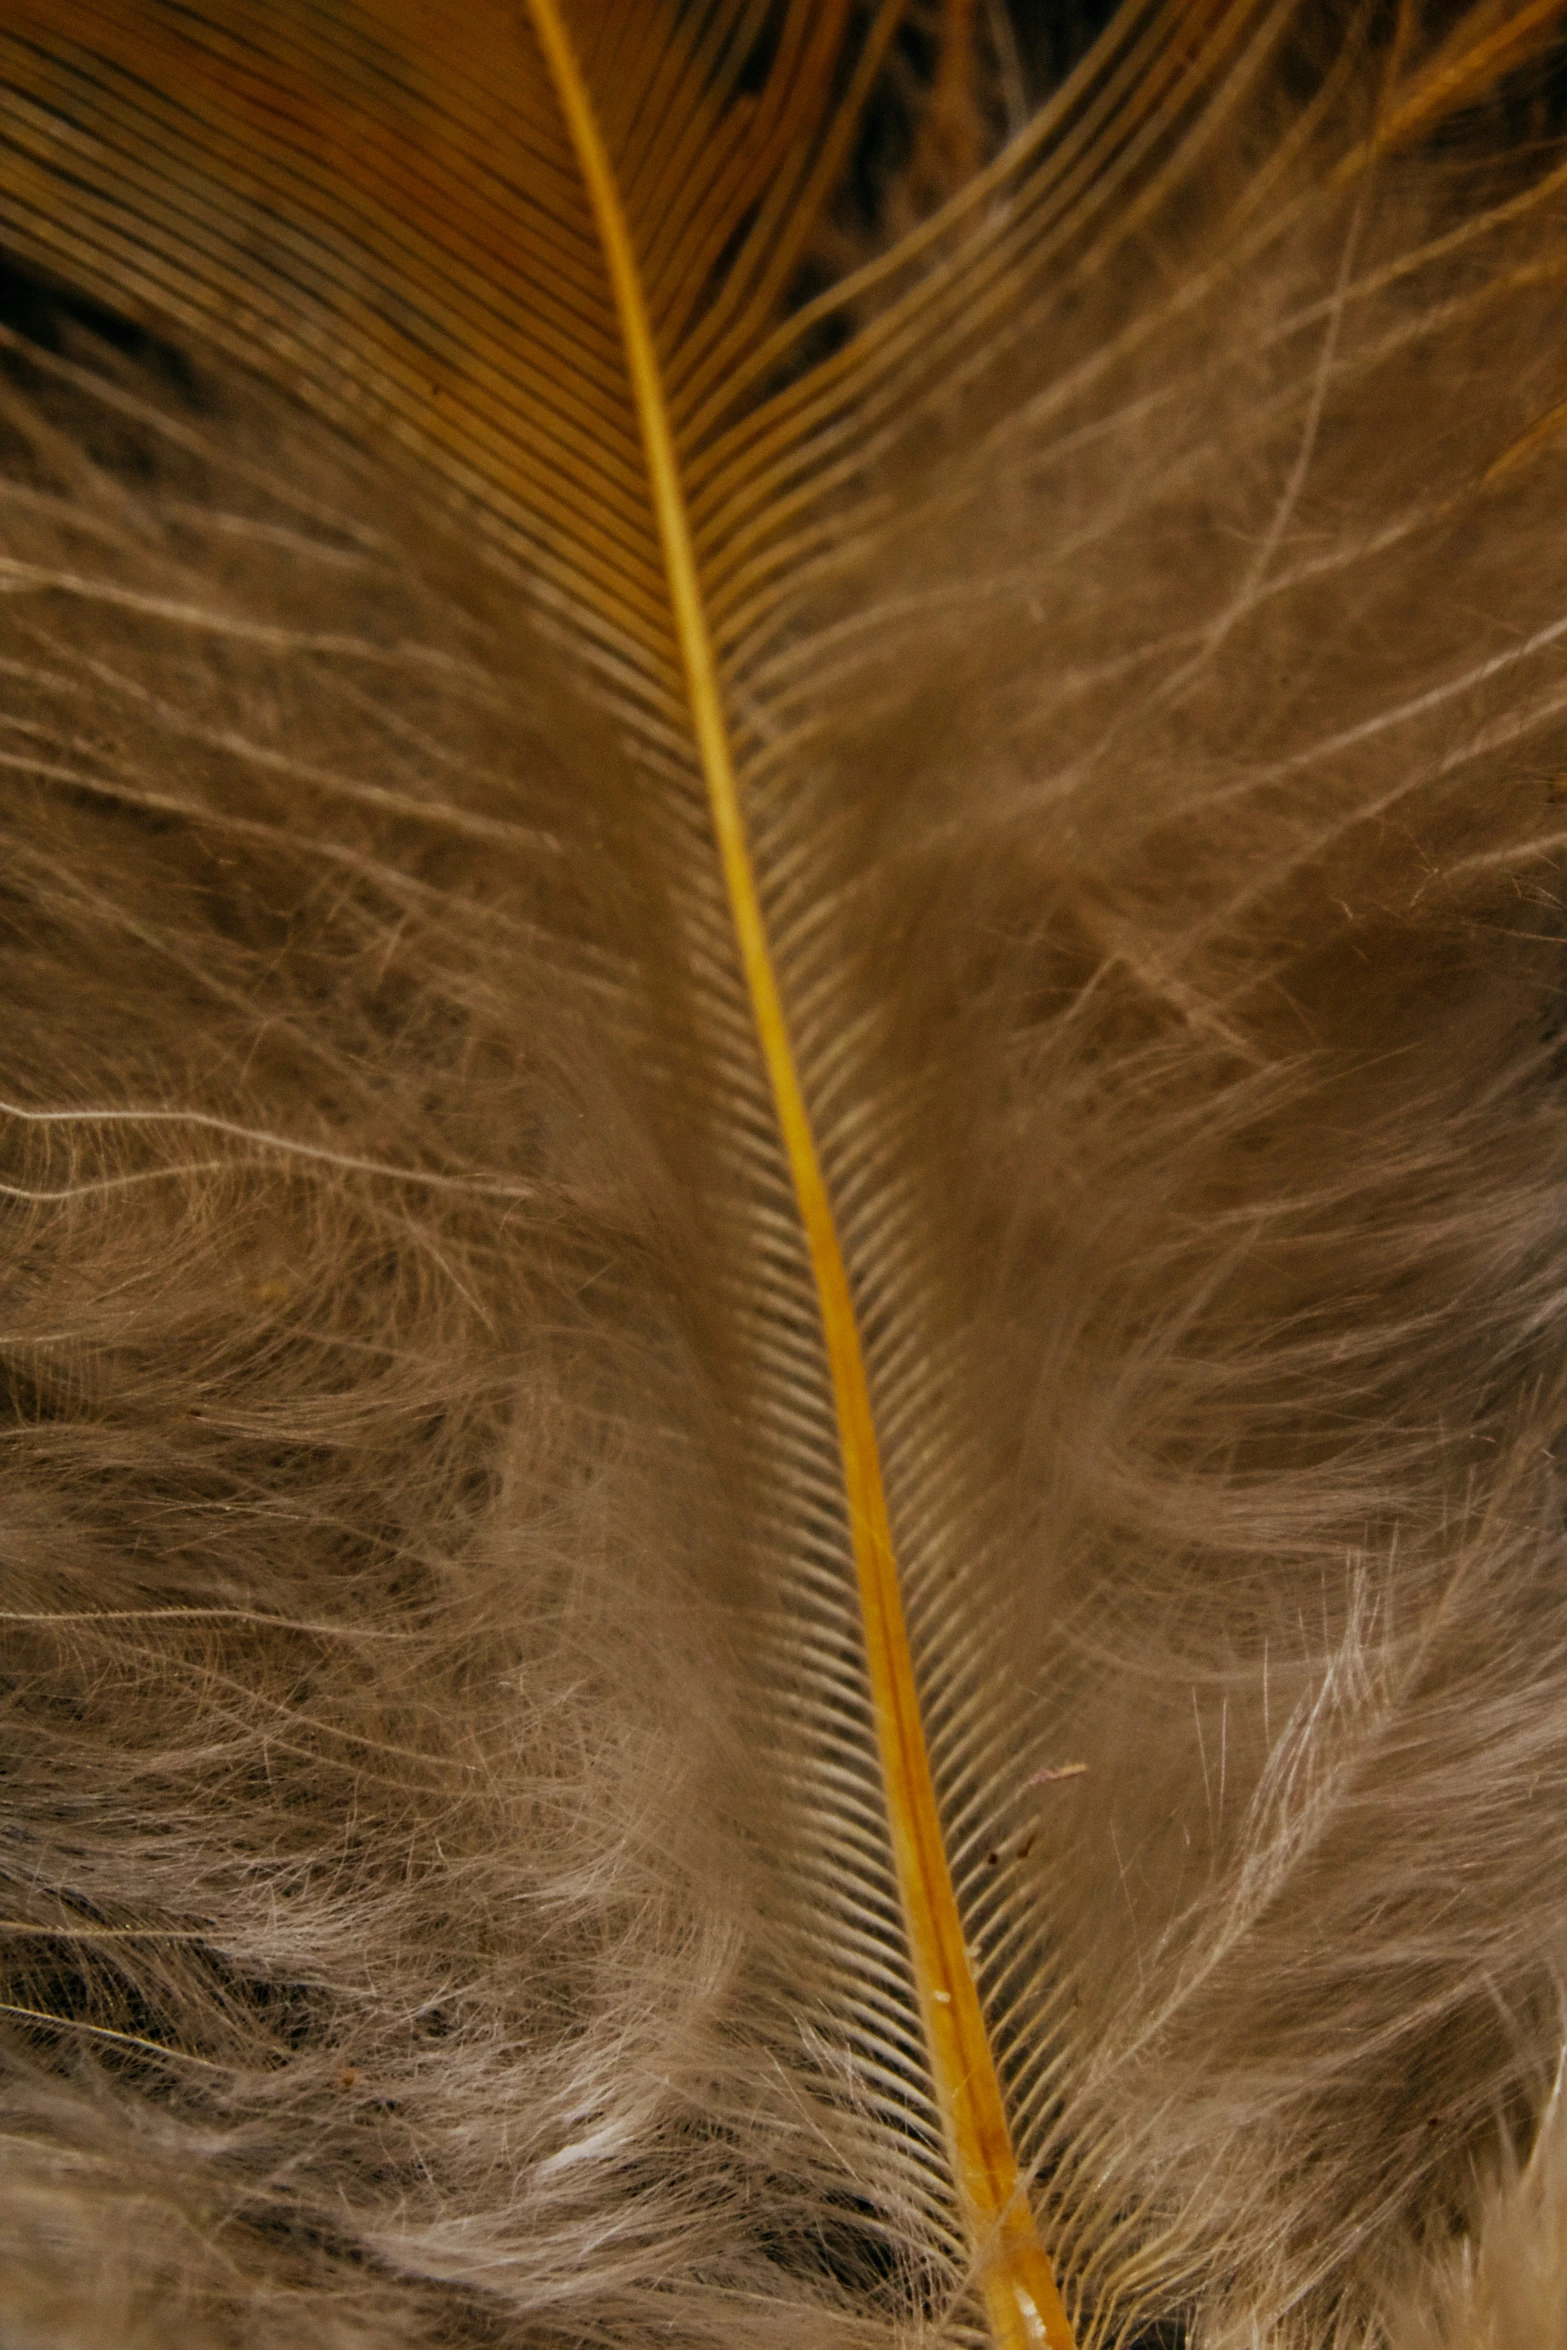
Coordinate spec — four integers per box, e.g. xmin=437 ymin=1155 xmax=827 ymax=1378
xmin=2 ymin=3 xmax=1567 ymax=2343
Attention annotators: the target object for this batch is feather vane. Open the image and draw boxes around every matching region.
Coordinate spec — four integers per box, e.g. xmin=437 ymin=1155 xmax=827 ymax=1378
xmin=4 ymin=4 xmax=1567 ymax=2347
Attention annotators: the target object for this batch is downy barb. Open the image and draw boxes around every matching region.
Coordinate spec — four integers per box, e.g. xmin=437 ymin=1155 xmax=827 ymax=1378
xmin=6 ymin=6 xmax=1567 ymax=2347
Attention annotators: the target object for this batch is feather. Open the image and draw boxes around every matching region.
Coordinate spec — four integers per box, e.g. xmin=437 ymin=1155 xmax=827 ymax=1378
xmin=1 ymin=3 xmax=1567 ymax=2343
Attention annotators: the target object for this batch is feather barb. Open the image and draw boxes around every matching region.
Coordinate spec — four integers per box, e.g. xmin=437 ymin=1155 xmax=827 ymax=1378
xmin=1335 ymin=0 xmax=1567 ymax=178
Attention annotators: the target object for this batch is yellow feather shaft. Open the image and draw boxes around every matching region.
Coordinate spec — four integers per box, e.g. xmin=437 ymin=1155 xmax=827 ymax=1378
xmin=522 ymin=7 xmax=1076 ymax=2345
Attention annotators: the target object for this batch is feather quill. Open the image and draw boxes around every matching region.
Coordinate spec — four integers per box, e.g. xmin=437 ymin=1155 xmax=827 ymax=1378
xmin=3 ymin=3 xmax=1567 ymax=2345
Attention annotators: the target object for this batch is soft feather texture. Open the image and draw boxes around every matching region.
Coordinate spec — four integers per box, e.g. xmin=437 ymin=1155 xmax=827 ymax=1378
xmin=3 ymin=4 xmax=1567 ymax=2345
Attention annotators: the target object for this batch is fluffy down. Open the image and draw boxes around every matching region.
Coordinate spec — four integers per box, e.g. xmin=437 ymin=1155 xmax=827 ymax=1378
xmin=4 ymin=12 xmax=1567 ymax=2348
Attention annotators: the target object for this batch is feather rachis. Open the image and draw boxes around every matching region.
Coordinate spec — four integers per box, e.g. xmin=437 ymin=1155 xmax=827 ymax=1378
xmin=521 ymin=9 xmax=1070 ymax=2338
